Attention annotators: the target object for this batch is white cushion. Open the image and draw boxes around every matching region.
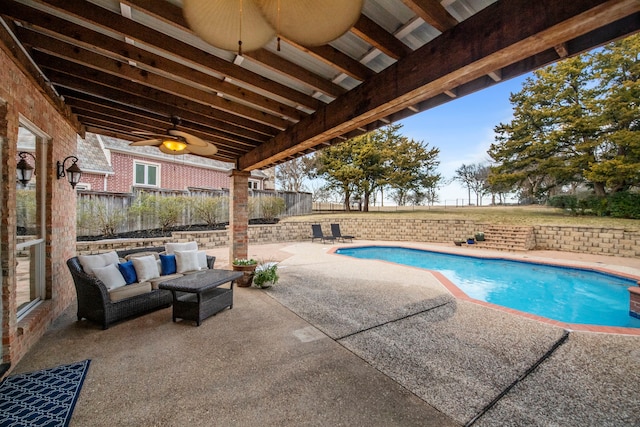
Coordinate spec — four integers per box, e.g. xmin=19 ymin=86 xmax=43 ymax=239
xmin=92 ymin=263 xmax=127 ymax=291
xmin=78 ymin=251 xmax=119 ymax=275
xmin=132 ymin=255 xmax=161 ymax=282
xmin=109 ymin=282 xmax=152 ymax=302
xmin=197 ymin=250 xmax=208 ymax=270
xmin=165 ymin=241 xmax=198 ymax=255
xmin=175 ymin=250 xmax=201 ymax=273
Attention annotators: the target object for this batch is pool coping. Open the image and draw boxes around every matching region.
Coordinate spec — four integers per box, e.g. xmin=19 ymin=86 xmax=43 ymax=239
xmin=329 ymin=243 xmax=640 ymax=336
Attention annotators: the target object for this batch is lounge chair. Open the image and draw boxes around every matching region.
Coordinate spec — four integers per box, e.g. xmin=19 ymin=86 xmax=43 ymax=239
xmin=331 ymin=223 xmax=354 ymax=242
xmin=311 ymin=224 xmax=335 ymax=243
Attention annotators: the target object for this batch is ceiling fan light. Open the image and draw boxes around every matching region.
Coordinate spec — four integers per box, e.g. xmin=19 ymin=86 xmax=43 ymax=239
xmin=162 ymin=139 xmax=188 ymax=152
xmin=183 ymin=0 xmax=275 ymax=53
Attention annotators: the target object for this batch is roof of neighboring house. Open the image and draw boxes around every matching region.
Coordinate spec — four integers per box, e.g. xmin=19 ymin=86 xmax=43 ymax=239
xmin=78 ymin=133 xmax=267 ymax=179
xmin=77 ymin=133 xmax=113 ymax=174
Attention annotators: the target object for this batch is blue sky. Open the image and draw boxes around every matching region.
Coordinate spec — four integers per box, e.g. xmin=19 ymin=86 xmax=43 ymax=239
xmin=398 ymin=73 xmax=532 ymax=205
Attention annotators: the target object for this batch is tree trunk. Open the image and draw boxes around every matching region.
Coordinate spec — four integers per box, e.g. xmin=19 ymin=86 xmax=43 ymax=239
xmin=593 ymin=182 xmax=607 ymax=197
xmin=363 ymin=192 xmax=370 ymax=212
xmin=344 ymin=189 xmax=351 ymax=212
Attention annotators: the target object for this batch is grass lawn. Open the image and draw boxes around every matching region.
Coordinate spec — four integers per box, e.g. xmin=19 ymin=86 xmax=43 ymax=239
xmin=284 ymin=205 xmax=640 ymax=231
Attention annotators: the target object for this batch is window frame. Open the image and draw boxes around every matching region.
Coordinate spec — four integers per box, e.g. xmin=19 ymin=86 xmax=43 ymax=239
xmin=133 ymin=160 xmax=160 ymax=187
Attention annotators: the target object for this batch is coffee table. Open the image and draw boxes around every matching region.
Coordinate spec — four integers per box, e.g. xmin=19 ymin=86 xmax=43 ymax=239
xmin=159 ymin=269 xmax=243 ymax=326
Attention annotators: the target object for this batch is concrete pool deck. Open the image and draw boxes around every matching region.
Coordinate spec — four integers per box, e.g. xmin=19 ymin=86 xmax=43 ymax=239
xmin=12 ymin=241 xmax=640 ymax=425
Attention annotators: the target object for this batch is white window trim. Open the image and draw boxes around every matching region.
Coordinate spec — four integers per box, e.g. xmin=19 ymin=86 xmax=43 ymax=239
xmin=133 ymin=160 xmax=161 ymax=187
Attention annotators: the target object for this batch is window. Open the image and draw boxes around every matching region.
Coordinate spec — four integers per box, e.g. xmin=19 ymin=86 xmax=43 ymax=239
xmin=134 ymin=161 xmax=159 ymax=187
xmin=248 ymin=180 xmax=259 ymax=190
xmin=16 ymin=123 xmax=46 ymax=320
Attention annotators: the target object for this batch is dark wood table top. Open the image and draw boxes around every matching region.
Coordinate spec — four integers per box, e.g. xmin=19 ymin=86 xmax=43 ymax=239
xmin=159 ymin=269 xmax=243 ymax=293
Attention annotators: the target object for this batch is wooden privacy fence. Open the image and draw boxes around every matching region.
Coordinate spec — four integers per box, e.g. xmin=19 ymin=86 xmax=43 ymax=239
xmin=76 ymin=187 xmax=312 ymax=237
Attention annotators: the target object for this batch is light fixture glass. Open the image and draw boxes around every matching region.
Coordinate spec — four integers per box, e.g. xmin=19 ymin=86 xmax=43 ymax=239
xmin=162 ymin=140 xmax=188 ymax=152
xmin=16 ymin=151 xmax=35 ymax=186
xmin=57 ymin=156 xmax=83 ymax=189
xmin=182 ymin=0 xmax=364 ymax=54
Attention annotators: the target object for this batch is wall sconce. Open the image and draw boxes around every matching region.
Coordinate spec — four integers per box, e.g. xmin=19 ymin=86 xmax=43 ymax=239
xmin=17 ymin=151 xmax=36 ymax=186
xmin=56 ymin=156 xmax=83 ymax=189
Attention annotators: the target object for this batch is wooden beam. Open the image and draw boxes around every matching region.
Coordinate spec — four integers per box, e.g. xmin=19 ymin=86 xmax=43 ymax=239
xmin=23 ymin=0 xmax=323 ymax=111
xmin=351 ymin=15 xmax=413 ymax=60
xmin=238 ymin=0 xmax=640 ymax=170
xmin=291 ymin=42 xmax=375 ymax=82
xmin=16 ymin=27 xmax=302 ymax=123
xmin=401 ymin=0 xmax=459 ymax=33
xmin=0 ymin=17 xmax=82 ymax=134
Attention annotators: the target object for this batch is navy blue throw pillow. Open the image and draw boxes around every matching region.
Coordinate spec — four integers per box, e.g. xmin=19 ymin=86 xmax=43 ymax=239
xmin=118 ymin=261 xmax=138 ymax=285
xmin=160 ymin=254 xmax=177 ymax=275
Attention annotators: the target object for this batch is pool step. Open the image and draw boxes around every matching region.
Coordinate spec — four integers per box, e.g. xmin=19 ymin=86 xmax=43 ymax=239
xmin=470 ymin=226 xmax=535 ymax=251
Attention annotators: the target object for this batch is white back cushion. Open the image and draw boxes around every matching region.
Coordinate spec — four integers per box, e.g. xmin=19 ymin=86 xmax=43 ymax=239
xmin=165 ymin=241 xmax=198 ymax=255
xmin=78 ymin=251 xmax=119 ymax=275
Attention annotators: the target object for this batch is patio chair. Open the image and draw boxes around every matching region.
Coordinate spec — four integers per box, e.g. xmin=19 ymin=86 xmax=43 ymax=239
xmin=311 ymin=224 xmax=335 ymax=243
xmin=331 ymin=223 xmax=354 ymax=243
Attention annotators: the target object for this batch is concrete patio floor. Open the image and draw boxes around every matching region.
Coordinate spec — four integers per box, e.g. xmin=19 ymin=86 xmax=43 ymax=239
xmin=12 ymin=241 xmax=640 ymax=426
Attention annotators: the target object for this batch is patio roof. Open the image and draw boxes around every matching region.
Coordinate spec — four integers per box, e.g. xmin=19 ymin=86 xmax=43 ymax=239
xmin=1 ymin=0 xmax=638 ymax=170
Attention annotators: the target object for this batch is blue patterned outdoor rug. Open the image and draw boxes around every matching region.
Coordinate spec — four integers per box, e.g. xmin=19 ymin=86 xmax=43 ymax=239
xmin=0 ymin=359 xmax=91 ymax=427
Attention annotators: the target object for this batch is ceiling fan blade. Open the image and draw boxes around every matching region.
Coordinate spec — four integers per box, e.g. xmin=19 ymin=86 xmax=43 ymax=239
xmin=186 ymin=142 xmax=218 ymax=156
xmin=131 ymin=131 xmax=168 ymax=138
xmin=130 ymin=139 xmax=163 ymax=146
xmin=158 ymin=144 xmax=191 ymax=155
xmin=168 ymin=129 xmax=207 ymax=147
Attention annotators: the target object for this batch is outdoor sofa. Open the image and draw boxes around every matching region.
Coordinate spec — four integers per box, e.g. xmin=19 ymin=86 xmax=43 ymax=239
xmin=67 ymin=243 xmax=215 ymax=329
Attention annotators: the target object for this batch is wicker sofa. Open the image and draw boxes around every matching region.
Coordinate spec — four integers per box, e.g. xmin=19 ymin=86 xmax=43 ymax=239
xmin=67 ymin=246 xmax=215 ymax=329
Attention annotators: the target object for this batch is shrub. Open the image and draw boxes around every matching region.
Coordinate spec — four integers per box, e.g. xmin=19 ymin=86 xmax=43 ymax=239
xmin=608 ymin=192 xmax=640 ymax=219
xmin=192 ymin=196 xmax=228 ymax=227
xmin=129 ymin=193 xmax=188 ymax=232
xmin=77 ymin=199 xmax=127 ymax=237
xmin=259 ymin=196 xmax=286 ymax=222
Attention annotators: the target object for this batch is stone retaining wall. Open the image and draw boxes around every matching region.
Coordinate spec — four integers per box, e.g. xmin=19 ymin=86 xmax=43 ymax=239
xmin=76 ymin=219 xmax=640 ymax=258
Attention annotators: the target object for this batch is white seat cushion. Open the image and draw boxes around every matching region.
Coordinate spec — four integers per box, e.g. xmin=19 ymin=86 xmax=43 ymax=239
xmin=109 ymin=282 xmax=152 ymax=302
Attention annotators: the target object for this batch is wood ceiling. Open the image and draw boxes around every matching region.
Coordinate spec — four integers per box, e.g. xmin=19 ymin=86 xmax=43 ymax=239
xmin=1 ymin=0 xmax=638 ymax=170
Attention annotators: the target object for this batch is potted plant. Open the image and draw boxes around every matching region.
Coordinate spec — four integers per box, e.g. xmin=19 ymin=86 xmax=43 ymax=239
xmin=253 ymin=262 xmax=279 ymax=289
xmin=453 ymin=238 xmax=466 ymax=246
xmin=232 ymin=258 xmax=257 ymax=287
xmin=467 ymin=236 xmax=475 ymax=244
xmin=475 ymin=232 xmax=485 ymax=242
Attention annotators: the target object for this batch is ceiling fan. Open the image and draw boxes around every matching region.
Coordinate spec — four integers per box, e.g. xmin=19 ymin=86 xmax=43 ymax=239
xmin=129 ymin=116 xmax=218 ymax=156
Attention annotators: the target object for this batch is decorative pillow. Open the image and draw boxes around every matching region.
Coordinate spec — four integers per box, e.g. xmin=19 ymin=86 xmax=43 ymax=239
xmin=159 ymin=254 xmax=177 ymax=275
xmin=132 ymin=255 xmax=161 ymax=282
xmin=165 ymin=241 xmax=198 ymax=255
xmin=118 ymin=261 xmax=138 ymax=285
xmin=197 ymin=251 xmax=208 ymax=270
xmin=78 ymin=251 xmax=119 ymax=275
xmin=92 ymin=263 xmax=127 ymax=290
xmin=175 ymin=250 xmax=201 ymax=273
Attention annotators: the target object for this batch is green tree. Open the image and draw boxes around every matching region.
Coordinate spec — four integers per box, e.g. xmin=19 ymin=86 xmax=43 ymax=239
xmin=489 ymin=34 xmax=640 ymax=201
xmin=315 ymin=124 xmax=441 ymax=210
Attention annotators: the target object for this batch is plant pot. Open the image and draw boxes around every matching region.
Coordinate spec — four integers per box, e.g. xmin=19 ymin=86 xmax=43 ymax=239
xmin=467 ymin=238 xmax=475 ymax=245
xmin=232 ymin=264 xmax=256 ymax=287
xmin=475 ymin=233 xmax=485 ymax=242
xmin=454 ymin=240 xmax=464 ymax=246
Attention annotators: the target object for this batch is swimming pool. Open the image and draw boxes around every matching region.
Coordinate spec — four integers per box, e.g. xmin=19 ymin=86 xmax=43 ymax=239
xmin=335 ymin=246 xmax=640 ymax=328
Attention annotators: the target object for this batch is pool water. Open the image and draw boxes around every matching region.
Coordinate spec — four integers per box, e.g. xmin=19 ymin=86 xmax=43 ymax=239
xmin=336 ymin=246 xmax=640 ymax=328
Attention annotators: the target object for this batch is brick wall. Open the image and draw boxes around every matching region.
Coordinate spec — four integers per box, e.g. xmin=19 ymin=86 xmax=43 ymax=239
xmin=534 ymin=225 xmax=640 ymax=257
xmin=1 ymin=47 xmax=78 ymax=368
xmin=106 ymin=152 xmax=230 ymax=193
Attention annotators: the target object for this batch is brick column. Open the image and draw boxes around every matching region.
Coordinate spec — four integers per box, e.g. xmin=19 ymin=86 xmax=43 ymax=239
xmin=629 ymin=284 xmax=640 ymax=319
xmin=229 ymin=170 xmax=250 ymax=264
